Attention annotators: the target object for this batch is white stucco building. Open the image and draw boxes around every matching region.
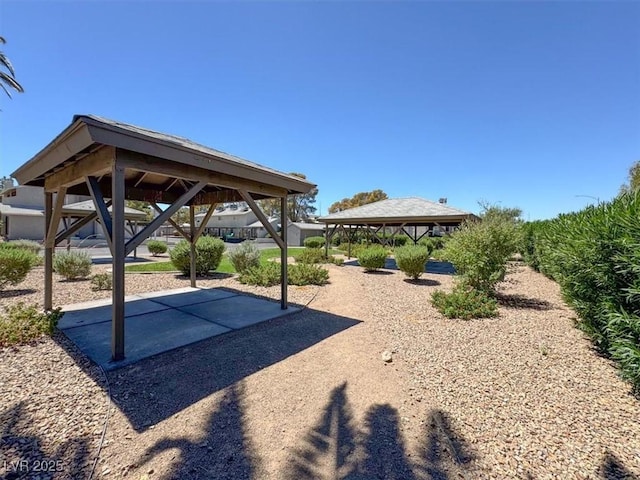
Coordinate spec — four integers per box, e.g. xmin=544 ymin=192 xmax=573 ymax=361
xmin=0 ymin=184 xmax=147 ymax=242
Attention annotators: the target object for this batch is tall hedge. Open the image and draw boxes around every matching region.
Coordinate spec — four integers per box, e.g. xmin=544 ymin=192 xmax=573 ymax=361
xmin=522 ymin=192 xmax=640 ymax=393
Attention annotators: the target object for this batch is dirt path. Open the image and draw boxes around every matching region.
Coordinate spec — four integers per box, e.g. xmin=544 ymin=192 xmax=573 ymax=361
xmin=97 ymin=265 xmax=460 ymax=479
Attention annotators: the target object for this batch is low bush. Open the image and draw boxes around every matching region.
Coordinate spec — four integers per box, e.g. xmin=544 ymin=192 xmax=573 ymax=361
xmin=289 ymin=263 xmax=329 ymax=285
xmin=0 ymin=239 xmax=42 ymax=255
xmin=147 ymin=240 xmax=168 ymax=256
xmin=238 ymin=262 xmax=280 ymax=287
xmin=418 ymin=236 xmax=446 ymax=252
xmin=170 ymin=236 xmax=225 ymax=275
xmin=329 ymin=255 xmax=344 ymax=266
xmin=53 ymin=251 xmax=92 ymax=280
xmin=303 ymin=236 xmax=325 ymax=249
xmin=228 ymin=242 xmax=261 ymax=273
xmin=431 ymin=286 xmax=498 ymax=320
xmin=90 ymin=273 xmax=112 ymax=291
xmin=339 ymin=243 xmax=366 ymax=258
xmin=0 ymin=248 xmax=38 ymax=289
xmin=0 ymin=303 xmax=64 ymax=346
xmin=238 ymin=261 xmax=330 ymax=286
xmin=357 ymin=247 xmax=388 ymax=272
xmin=395 ymin=245 xmax=430 ymax=280
xmin=295 ymin=247 xmax=326 ymax=264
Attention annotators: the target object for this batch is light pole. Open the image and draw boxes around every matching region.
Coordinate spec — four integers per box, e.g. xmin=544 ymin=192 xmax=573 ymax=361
xmin=575 ymin=194 xmax=600 ymax=203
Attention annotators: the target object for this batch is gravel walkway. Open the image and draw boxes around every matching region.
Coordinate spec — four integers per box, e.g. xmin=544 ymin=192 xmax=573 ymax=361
xmin=1 ymin=258 xmax=639 ymax=479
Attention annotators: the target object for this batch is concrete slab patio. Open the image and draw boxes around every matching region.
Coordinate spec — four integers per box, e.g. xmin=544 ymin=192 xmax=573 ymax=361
xmin=59 ymin=287 xmax=299 ymax=371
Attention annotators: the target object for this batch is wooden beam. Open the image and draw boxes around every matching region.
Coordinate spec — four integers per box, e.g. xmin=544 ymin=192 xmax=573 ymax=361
xmin=54 ymin=202 xmax=110 ymax=246
xmin=125 ymin=180 xmax=207 ymax=256
xmin=163 ymin=178 xmax=179 ymax=192
xmin=111 ymin=164 xmax=126 ymax=361
xmin=44 ymin=192 xmax=53 ymax=311
xmin=194 ymin=204 xmax=216 ymax=242
xmin=237 ymin=190 xmax=284 ymax=250
xmin=44 ymin=146 xmax=115 ymax=192
xmin=151 ymin=203 xmax=190 ymax=240
xmin=280 ymin=195 xmax=288 ymax=310
xmin=86 ymin=176 xmax=114 ymax=255
xmin=133 ymin=172 xmax=148 ymax=187
xmin=117 ymin=149 xmax=288 ymax=199
xmin=45 ymin=186 xmax=68 ymax=248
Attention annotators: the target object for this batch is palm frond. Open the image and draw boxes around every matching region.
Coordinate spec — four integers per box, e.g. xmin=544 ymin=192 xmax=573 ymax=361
xmin=0 ymin=71 xmax=24 ymax=93
xmin=0 ymin=81 xmax=12 ymax=98
xmin=0 ymin=52 xmax=16 ymax=77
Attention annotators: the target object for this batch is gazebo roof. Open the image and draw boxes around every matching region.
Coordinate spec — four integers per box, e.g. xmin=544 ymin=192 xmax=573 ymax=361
xmin=319 ymin=197 xmax=477 ymax=225
xmin=11 ymin=114 xmax=315 ymax=204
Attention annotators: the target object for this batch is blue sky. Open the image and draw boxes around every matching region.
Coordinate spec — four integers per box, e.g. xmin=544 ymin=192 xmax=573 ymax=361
xmin=1 ymin=1 xmax=638 ymax=220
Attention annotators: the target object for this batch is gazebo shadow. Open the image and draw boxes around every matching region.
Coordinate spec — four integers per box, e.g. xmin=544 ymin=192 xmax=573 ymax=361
xmin=54 ymin=288 xmax=361 ymax=432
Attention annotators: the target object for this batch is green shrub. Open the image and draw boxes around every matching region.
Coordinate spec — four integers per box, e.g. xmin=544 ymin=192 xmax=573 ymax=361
xmin=418 ymin=236 xmax=446 ymax=252
xmin=53 ymin=251 xmax=92 ymax=280
xmin=523 ymin=192 xmax=640 ymax=393
xmin=0 ymin=239 xmax=42 ymax=255
xmin=238 ymin=261 xmax=330 ymax=286
xmin=395 ymin=245 xmax=430 ymax=280
xmin=440 ymin=216 xmax=520 ymax=293
xmin=147 ymin=240 xmax=168 ymax=256
xmin=238 ymin=262 xmax=280 ymax=287
xmin=339 ymin=242 xmax=366 ymax=258
xmin=329 ymin=255 xmax=344 ymax=266
xmin=0 ymin=248 xmax=38 ymax=289
xmin=303 ymin=236 xmax=325 ymax=248
xmin=431 ymin=286 xmax=498 ymax=320
xmin=357 ymin=247 xmax=388 ymax=272
xmin=90 ymin=273 xmax=112 ymax=291
xmin=0 ymin=303 xmax=64 ymax=346
xmin=228 ymin=241 xmax=261 ymax=273
xmin=289 ymin=263 xmax=329 ymax=285
xmin=170 ymin=236 xmax=225 ymax=275
xmin=295 ymin=247 xmax=326 ymax=264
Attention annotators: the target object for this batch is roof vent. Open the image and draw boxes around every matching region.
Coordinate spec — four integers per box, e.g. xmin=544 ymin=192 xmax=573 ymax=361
xmin=438 ymin=198 xmax=447 ymax=204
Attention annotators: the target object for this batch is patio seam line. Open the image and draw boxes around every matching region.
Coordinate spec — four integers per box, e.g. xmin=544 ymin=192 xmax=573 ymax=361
xmin=144 ymin=292 xmax=240 ymax=308
xmin=170 ymin=305 xmax=239 ymax=330
xmin=59 ymin=307 xmax=175 ymax=331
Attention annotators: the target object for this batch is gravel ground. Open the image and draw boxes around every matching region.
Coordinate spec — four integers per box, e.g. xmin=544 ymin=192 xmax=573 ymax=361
xmin=1 ymin=258 xmax=639 ymax=479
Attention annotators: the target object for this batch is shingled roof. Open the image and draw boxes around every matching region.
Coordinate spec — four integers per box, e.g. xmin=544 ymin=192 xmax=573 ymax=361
xmin=319 ymin=197 xmax=477 ymax=225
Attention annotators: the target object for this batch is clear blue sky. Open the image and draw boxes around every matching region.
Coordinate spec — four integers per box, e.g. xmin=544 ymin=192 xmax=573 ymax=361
xmin=1 ymin=1 xmax=639 ymax=220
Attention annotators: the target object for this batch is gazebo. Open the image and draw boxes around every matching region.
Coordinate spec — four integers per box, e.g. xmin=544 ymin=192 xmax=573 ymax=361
xmin=318 ymin=197 xmax=478 ymax=256
xmin=11 ymin=115 xmax=315 ymax=361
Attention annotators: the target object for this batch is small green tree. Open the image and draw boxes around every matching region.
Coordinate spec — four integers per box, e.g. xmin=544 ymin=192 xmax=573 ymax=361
xmin=441 ymin=215 xmax=520 ymax=293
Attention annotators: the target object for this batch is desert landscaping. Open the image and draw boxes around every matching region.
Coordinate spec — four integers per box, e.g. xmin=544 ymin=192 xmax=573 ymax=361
xmin=1 ymin=257 xmax=639 ymax=480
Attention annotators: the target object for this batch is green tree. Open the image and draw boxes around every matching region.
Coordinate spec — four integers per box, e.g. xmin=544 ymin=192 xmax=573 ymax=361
xmin=125 ymin=200 xmax=153 ymax=222
xmin=328 ymin=189 xmax=388 ymax=213
xmin=0 ymin=37 xmax=24 ymax=99
xmin=171 ymin=206 xmax=189 ymax=226
xmin=620 ymin=160 xmax=640 ymax=194
xmin=258 ymin=172 xmax=318 ymax=222
xmin=478 ymin=201 xmax=522 ymax=224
